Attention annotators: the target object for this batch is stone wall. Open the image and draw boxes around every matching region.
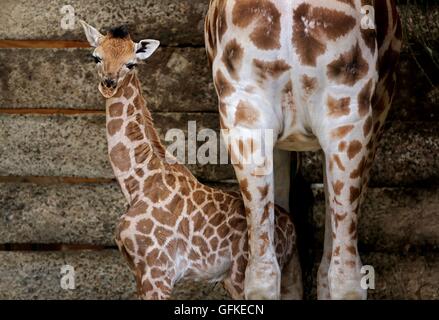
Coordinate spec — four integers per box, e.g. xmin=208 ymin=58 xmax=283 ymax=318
xmin=0 ymin=1 xmax=437 ymax=299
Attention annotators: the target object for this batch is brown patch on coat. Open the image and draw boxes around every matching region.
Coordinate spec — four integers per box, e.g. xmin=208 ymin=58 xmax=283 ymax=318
xmin=109 ymin=143 xmax=131 ymax=172
xmin=258 ymin=185 xmax=269 ymax=201
xmin=363 ymin=116 xmax=373 ymax=136
xmin=346 ymin=245 xmax=357 ymax=255
xmin=259 ymin=232 xmax=270 ymax=256
xmin=217 ymin=223 xmax=230 ymax=239
xmin=345 ymin=260 xmax=357 ymax=268
xmin=234 ymin=101 xmax=260 ymax=127
xmin=347 ymin=140 xmax=362 ymax=160
xmin=178 ymin=217 xmax=190 ymax=238
xmin=166 ymin=200 xmax=185 ymax=225
xmin=240 ymin=178 xmax=252 ymax=202
xmin=210 ymin=212 xmax=225 ymax=227
xmin=107 ymin=119 xmax=123 ymax=136
xmin=137 ymin=219 xmax=154 ymax=234
xmin=193 ymin=235 xmax=209 ymax=256
xmin=123 ymin=237 xmax=135 ymax=252
xmin=144 ymin=175 xmax=171 ymax=202
xmin=252 ymin=59 xmax=291 ymax=83
xmin=327 ymin=43 xmax=369 ymax=86
xmin=222 ymin=39 xmax=244 ymax=80
xmin=124 ymin=175 xmax=140 ymax=194
xmin=339 ymin=141 xmax=347 ymax=152
xmin=335 ymin=213 xmax=348 ymax=227
xmin=292 ymin=3 xmax=356 ymax=66
xmin=193 ymin=190 xmax=207 ymax=206
xmin=126 ymin=201 xmax=148 ymax=217
xmin=331 ymin=125 xmax=354 ymax=139
xmin=134 ymin=144 xmax=150 ymax=164
xmin=147 ymin=157 xmax=161 ymax=172
xmin=109 ymin=102 xmax=124 ymax=117
xmin=332 ymin=180 xmax=344 ymax=196
xmin=349 ymin=186 xmax=361 ymax=203
xmin=301 ymin=75 xmax=318 ymax=96
xmin=127 ymin=104 xmax=135 ymax=116
xmin=327 ymin=95 xmax=351 ymax=117
xmin=333 ymin=154 xmax=346 ymax=171
xmin=124 ymin=87 xmax=134 ymax=99
xmin=358 ymin=80 xmax=373 ymax=117
xmin=232 ymin=0 xmax=281 ymax=50
xmin=126 ymin=121 xmax=144 ymax=141
xmin=204 ymin=225 xmax=215 ymax=239
xmin=350 ymin=157 xmax=366 ymax=179
xmin=260 ymin=202 xmax=272 ymax=224
xmin=154 ymin=226 xmax=173 ymax=246
xmin=214 ymin=70 xmax=235 ymax=97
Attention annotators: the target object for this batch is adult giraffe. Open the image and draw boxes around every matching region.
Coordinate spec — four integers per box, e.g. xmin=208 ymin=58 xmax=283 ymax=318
xmin=205 ymin=0 xmax=401 ymax=299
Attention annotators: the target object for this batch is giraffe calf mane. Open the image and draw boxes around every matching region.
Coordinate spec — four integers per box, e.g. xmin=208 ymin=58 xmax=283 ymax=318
xmin=108 ymin=25 xmax=130 ymax=39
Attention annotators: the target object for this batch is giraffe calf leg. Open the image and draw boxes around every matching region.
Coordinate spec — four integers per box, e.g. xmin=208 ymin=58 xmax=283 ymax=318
xmin=317 ymin=160 xmax=333 ymax=300
xmin=280 ymin=252 xmax=303 ymax=300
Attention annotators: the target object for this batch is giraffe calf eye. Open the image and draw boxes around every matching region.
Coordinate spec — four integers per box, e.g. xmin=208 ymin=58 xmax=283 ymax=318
xmin=126 ymin=63 xmax=137 ymax=70
xmin=92 ymin=55 xmax=101 ymax=64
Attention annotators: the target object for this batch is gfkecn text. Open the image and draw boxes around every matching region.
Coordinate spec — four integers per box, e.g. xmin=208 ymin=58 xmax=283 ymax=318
xmin=174 ymin=304 xmax=264 ymax=317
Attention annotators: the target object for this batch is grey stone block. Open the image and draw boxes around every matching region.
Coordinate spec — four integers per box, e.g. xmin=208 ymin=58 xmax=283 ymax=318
xmin=311 ymin=186 xmax=439 ymax=252
xmin=0 ymin=49 xmax=436 ymax=122
xmin=0 ymin=1 xmax=437 ymax=51
xmin=0 ymin=0 xmax=207 ymax=46
xmin=302 ymin=122 xmax=439 ymax=187
xmin=0 ymin=48 xmax=216 ymax=112
xmin=1 ymin=182 xmax=438 ymax=251
xmin=0 ymin=250 xmax=437 ymax=299
xmin=0 ymin=250 xmax=230 ymax=300
xmin=0 ymin=113 xmax=234 ymax=181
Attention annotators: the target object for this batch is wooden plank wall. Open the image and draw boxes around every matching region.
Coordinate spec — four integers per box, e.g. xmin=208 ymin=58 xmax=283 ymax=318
xmin=0 ymin=1 xmax=438 ymax=299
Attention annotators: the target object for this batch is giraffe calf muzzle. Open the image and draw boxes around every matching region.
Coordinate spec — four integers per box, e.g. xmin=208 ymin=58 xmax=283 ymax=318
xmin=99 ymin=78 xmax=119 ymax=98
xmin=102 ymin=78 xmax=117 ymax=89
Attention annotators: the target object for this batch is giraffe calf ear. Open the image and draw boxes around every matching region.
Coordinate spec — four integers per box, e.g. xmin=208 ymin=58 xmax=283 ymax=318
xmin=135 ymin=40 xmax=160 ymax=60
xmin=79 ymin=20 xmax=103 ymax=47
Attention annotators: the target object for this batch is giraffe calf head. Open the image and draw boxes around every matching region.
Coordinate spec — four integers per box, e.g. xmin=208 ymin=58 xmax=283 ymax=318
xmin=80 ymin=20 xmax=160 ymax=98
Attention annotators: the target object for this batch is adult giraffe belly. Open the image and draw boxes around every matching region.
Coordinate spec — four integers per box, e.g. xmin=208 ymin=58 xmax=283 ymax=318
xmin=276 ymin=132 xmax=321 ymax=152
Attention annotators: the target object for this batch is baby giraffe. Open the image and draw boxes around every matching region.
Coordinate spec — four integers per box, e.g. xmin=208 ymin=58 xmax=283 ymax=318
xmin=80 ymin=21 xmax=302 ymax=300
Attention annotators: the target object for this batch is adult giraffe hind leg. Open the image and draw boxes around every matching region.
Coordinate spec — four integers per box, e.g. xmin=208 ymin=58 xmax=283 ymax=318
xmin=321 ymin=109 xmax=373 ymax=300
xmin=221 ymin=102 xmax=281 ymax=299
